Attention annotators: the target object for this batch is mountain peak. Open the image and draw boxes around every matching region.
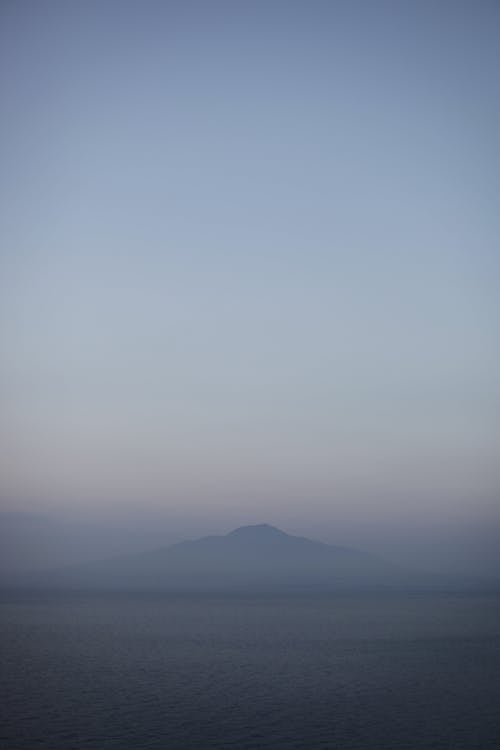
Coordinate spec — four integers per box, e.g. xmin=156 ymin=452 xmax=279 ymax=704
xmin=33 ymin=522 xmax=424 ymax=592
xmin=227 ymin=524 xmax=289 ymax=539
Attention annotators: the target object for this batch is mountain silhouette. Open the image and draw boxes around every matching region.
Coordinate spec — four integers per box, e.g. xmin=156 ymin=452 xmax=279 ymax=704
xmin=28 ymin=523 xmax=435 ymax=592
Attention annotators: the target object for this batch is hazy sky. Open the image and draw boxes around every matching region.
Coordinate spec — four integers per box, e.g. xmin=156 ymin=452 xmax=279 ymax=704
xmin=1 ymin=1 xmax=499 ymax=534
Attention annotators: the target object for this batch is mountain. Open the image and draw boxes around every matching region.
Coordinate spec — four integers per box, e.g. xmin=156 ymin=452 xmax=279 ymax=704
xmin=25 ymin=523 xmax=437 ymax=592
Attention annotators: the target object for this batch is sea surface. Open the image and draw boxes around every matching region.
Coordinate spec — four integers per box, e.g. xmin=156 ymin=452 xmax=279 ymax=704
xmin=1 ymin=590 xmax=499 ymax=749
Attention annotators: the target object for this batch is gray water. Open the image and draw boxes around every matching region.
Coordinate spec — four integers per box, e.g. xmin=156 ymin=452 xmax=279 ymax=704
xmin=1 ymin=591 xmax=499 ymax=749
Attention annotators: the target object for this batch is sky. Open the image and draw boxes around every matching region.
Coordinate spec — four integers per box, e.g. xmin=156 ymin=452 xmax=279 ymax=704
xmin=0 ymin=1 xmax=499 ymax=565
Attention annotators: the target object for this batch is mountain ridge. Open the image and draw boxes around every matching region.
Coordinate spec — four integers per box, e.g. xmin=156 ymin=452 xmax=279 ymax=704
xmin=16 ymin=523 xmax=446 ymax=592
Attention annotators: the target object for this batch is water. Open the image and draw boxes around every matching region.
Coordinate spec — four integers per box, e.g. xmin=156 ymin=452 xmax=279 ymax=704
xmin=1 ymin=590 xmax=499 ymax=749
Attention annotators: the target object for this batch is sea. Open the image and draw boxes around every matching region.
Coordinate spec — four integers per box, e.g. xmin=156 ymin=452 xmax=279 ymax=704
xmin=1 ymin=589 xmax=499 ymax=749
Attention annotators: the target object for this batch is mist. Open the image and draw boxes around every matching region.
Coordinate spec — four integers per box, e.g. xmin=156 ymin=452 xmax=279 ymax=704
xmin=1 ymin=2 xmax=500 ymax=748
xmin=1 ymin=1 xmax=499 ymax=549
xmin=2 ymin=509 xmax=499 ymax=586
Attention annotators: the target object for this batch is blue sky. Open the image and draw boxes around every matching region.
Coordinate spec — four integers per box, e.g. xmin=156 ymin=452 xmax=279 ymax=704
xmin=0 ymin=1 xmax=498 ymax=534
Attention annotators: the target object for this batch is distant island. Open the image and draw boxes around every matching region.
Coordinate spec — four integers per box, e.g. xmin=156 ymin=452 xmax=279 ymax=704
xmin=21 ymin=523 xmax=451 ymax=592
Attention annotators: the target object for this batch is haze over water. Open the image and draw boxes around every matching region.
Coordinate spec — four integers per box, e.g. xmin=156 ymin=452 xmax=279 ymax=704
xmin=1 ymin=1 xmax=499 ymax=576
xmin=1 ymin=4 xmax=499 ymax=747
